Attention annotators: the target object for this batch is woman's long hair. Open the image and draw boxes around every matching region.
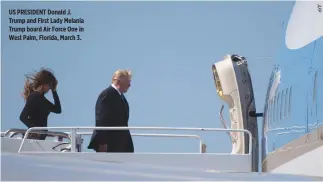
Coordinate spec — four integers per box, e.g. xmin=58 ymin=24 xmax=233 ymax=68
xmin=22 ymin=68 xmax=57 ymax=101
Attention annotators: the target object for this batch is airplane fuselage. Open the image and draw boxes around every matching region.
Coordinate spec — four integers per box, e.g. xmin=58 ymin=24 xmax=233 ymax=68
xmin=261 ymin=1 xmax=323 ymax=177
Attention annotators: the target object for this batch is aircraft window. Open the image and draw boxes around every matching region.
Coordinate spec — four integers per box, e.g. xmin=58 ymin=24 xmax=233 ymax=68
xmin=265 ymin=102 xmax=267 ymax=120
xmin=268 ymin=101 xmax=272 ymax=125
xmin=267 ymin=100 xmax=270 ymax=124
xmin=268 ymin=99 xmax=272 ymax=124
xmin=288 ymin=87 xmax=292 ymax=116
xmin=280 ymin=90 xmax=284 ymax=120
xmin=267 ymin=100 xmax=269 ymax=124
xmin=274 ymin=96 xmax=277 ymax=123
xmin=271 ymin=96 xmax=275 ymax=123
xmin=313 ymin=71 xmax=318 ymax=117
xmin=275 ymin=92 xmax=280 ymax=121
xmin=272 ymin=98 xmax=275 ymax=123
xmin=285 ymin=88 xmax=289 ymax=118
xmin=313 ymin=71 xmax=317 ymax=102
xmin=266 ymin=102 xmax=269 ymax=125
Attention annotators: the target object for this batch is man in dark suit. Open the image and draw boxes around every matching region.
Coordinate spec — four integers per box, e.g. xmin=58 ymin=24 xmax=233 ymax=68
xmin=88 ymin=69 xmax=134 ymax=153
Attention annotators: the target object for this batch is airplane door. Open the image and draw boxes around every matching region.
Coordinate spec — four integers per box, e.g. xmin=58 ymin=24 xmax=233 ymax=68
xmin=211 ymin=54 xmax=260 ymax=172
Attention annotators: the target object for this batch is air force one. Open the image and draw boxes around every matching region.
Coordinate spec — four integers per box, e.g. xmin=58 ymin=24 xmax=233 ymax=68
xmin=1 ymin=1 xmax=323 ymax=181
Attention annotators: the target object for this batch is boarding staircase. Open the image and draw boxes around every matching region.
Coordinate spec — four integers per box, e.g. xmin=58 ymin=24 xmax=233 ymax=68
xmin=1 ymin=54 xmax=261 ymax=173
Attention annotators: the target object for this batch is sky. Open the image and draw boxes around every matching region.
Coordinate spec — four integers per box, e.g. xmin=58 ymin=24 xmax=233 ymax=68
xmin=1 ymin=1 xmax=294 ymax=154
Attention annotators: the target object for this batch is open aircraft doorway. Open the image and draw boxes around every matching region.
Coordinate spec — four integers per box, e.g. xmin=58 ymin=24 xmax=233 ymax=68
xmin=212 ymin=54 xmax=261 ymax=172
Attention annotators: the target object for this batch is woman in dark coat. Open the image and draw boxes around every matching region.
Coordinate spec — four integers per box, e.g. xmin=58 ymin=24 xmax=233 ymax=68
xmin=20 ymin=68 xmax=62 ymax=140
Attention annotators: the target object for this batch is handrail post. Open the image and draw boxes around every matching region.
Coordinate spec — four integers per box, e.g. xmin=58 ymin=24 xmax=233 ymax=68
xmin=201 ymin=144 xmax=207 ymax=153
xmin=18 ymin=128 xmax=32 ymax=154
xmin=76 ymin=134 xmax=83 ymax=152
xmin=70 ymin=129 xmax=76 ymax=152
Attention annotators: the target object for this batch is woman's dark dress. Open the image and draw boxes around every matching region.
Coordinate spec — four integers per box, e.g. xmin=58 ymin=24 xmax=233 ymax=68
xmin=20 ymin=90 xmax=61 ymax=139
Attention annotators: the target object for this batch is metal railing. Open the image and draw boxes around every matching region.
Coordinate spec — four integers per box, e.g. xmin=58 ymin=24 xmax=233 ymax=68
xmin=3 ymin=129 xmax=204 ymax=153
xmin=72 ymin=132 xmax=204 ymax=153
xmin=2 ymin=128 xmax=70 ymax=140
xmin=18 ymin=126 xmax=252 ymax=155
